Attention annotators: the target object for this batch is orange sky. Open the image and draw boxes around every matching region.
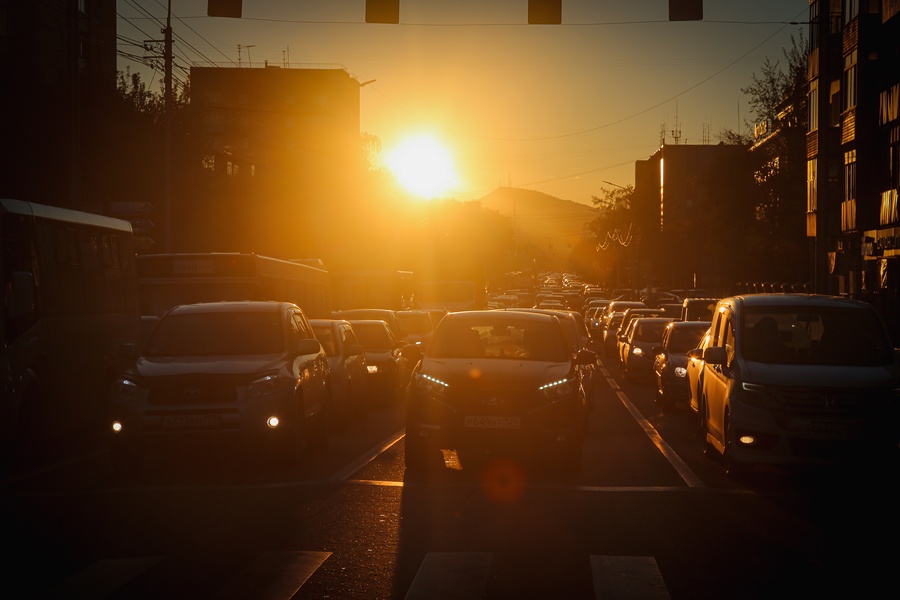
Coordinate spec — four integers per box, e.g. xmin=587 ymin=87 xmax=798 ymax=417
xmin=117 ymin=1 xmax=810 ymax=205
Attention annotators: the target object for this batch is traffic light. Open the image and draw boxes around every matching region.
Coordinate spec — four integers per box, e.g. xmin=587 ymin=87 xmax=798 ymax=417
xmin=207 ymin=0 xmax=241 ymax=18
xmin=366 ymin=0 xmax=400 ymax=24
xmin=669 ymin=0 xmax=702 ymax=21
xmin=528 ymin=0 xmax=562 ymax=24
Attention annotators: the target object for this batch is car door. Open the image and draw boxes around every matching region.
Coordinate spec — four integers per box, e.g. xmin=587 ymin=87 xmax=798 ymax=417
xmin=291 ymin=309 xmax=329 ymax=421
xmin=701 ymin=306 xmax=735 ymax=445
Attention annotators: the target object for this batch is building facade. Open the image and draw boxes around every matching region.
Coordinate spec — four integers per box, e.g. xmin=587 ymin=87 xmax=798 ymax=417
xmin=807 ymin=0 xmax=900 ymax=338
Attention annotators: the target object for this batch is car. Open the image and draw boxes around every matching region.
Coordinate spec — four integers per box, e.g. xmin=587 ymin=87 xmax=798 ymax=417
xmin=616 ymin=308 xmax=667 ymax=369
xmin=619 ymin=317 xmax=674 ymax=381
xmin=600 ymin=311 xmax=627 ymax=360
xmin=598 ymin=300 xmax=647 ymax=338
xmin=331 ymin=308 xmax=407 ymax=343
xmin=396 ymin=309 xmax=436 ymax=346
xmin=504 ymin=308 xmax=598 ymax=412
xmin=404 ymin=310 xmax=594 ymax=473
xmin=652 ymin=320 xmax=711 ymax=409
xmin=695 ymin=294 xmax=900 ymax=475
xmin=680 ymin=297 xmax=719 ymax=322
xmin=107 ymin=301 xmax=331 ymax=473
xmin=310 ymin=318 xmax=369 ymax=426
xmin=347 ymin=319 xmax=410 ymax=404
xmin=685 ymin=325 xmax=714 ymax=429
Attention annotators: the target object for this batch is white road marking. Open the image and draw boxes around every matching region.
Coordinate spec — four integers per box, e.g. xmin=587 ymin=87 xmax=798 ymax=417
xmin=214 ymin=551 xmax=332 ymax=600
xmin=404 ymin=552 xmax=493 ymax=600
xmin=48 ymin=556 xmax=163 ymax=599
xmin=591 ymin=555 xmax=671 ymax=600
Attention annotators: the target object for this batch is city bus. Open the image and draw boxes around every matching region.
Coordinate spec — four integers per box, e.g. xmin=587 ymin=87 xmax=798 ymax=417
xmin=135 ymin=252 xmax=332 ymax=319
xmin=1 ymin=199 xmax=140 ymax=466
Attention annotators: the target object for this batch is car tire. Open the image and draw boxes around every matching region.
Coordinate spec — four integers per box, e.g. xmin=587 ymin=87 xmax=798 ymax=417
xmin=723 ymin=413 xmax=746 ymax=478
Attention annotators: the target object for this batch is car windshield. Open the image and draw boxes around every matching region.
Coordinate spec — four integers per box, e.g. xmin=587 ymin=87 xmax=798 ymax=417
xmin=429 ymin=318 xmax=569 ymax=361
xmin=352 ymin=322 xmax=394 ymax=349
xmin=635 ymin=320 xmax=670 ymax=341
xmin=312 ymin=325 xmax=337 ymax=355
xmin=398 ymin=312 xmax=433 ymax=334
xmin=740 ymin=306 xmax=895 ymax=366
xmin=145 ymin=311 xmax=285 ymax=356
xmin=668 ymin=325 xmax=709 ymax=353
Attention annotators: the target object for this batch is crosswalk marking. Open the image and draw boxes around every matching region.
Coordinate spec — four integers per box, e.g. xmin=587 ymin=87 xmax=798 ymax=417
xmin=404 ymin=552 xmax=493 ymax=600
xmin=46 ymin=550 xmax=672 ymax=599
xmin=48 ymin=556 xmax=163 ymax=600
xmin=214 ymin=550 xmax=332 ymax=600
xmin=591 ymin=555 xmax=671 ymax=600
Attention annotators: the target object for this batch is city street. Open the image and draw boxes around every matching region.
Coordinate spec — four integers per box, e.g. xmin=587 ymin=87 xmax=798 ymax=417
xmin=2 ymin=358 xmax=895 ymax=599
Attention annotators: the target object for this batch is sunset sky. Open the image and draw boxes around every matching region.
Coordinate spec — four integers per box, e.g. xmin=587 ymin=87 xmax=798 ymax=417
xmin=117 ymin=1 xmax=810 ymax=205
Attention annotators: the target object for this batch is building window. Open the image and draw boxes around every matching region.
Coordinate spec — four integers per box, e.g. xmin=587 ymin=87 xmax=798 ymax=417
xmin=843 ymin=0 xmax=858 ymax=23
xmin=809 ymin=0 xmax=819 ymax=52
xmin=844 ymin=149 xmax=856 ymax=203
xmin=807 ymin=159 xmax=818 ymax=212
xmin=843 ymin=50 xmax=857 ymax=112
xmin=808 ymin=79 xmax=819 ymax=132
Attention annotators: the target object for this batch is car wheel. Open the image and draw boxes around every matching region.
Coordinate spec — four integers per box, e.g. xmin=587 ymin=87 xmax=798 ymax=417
xmin=723 ymin=413 xmax=746 ymax=478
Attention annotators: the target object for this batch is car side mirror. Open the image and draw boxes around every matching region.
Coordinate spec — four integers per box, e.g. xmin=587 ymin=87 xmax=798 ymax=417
xmin=295 ymin=338 xmax=322 ymax=356
xmin=703 ymin=346 xmax=727 ymax=366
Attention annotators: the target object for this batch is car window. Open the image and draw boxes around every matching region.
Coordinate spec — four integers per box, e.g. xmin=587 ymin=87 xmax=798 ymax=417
xmin=430 ymin=319 xmax=568 ymax=362
xmin=353 ymin=322 xmax=393 ymax=349
xmin=146 ymin=311 xmax=285 ymax=356
xmin=313 ymin=325 xmax=337 ymax=355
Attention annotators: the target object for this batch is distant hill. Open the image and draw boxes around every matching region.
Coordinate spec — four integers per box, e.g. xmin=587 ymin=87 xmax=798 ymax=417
xmin=478 ymin=187 xmax=598 ymax=266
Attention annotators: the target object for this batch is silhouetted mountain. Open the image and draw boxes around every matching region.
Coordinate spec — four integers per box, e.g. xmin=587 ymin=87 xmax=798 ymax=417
xmin=478 ymin=187 xmax=597 ymax=265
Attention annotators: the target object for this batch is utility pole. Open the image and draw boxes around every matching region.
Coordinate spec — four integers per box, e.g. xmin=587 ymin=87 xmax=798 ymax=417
xmin=163 ymin=0 xmax=173 ymax=252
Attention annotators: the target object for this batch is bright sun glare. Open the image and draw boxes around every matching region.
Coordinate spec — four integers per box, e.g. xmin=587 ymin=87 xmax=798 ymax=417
xmin=385 ymin=134 xmax=457 ymax=200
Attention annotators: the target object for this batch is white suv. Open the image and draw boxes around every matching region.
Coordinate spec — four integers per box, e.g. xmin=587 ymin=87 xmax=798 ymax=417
xmin=694 ymin=294 xmax=900 ymax=475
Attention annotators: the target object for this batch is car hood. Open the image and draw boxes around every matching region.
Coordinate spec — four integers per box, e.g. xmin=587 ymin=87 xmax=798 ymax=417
xmin=420 ymin=357 xmax=573 ymax=391
xmin=364 ymin=349 xmax=395 ymax=365
xmin=131 ymin=354 xmax=287 ymax=379
xmin=742 ymin=361 xmax=900 ymax=388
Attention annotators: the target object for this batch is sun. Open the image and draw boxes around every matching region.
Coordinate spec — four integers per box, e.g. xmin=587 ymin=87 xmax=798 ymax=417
xmin=385 ymin=133 xmax=457 ymax=200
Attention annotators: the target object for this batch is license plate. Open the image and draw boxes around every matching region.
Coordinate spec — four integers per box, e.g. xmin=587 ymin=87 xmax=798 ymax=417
xmin=162 ymin=414 xmax=220 ymax=429
xmin=799 ymin=422 xmax=859 ymax=439
xmin=464 ymin=415 xmax=521 ymax=429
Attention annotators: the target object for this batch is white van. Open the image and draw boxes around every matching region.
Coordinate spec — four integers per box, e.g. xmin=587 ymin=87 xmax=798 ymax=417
xmin=692 ymin=293 xmax=900 ymax=475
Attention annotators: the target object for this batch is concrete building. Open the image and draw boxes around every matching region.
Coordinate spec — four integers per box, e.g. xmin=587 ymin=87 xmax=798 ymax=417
xmin=807 ymin=0 xmax=900 ymax=337
xmin=0 ymin=0 xmax=117 ymax=213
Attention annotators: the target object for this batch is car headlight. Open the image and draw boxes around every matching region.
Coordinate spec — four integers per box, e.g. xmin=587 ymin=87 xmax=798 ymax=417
xmin=538 ymin=377 xmax=578 ymax=402
xmin=367 ymin=364 xmax=380 ymax=374
xmin=414 ymin=372 xmax=449 ymax=399
xmin=632 ymin=347 xmax=644 ymax=357
xmin=247 ymin=374 xmax=286 ymax=399
xmin=113 ymin=377 xmax=147 ymax=401
xmin=674 ymin=367 xmax=687 ymax=378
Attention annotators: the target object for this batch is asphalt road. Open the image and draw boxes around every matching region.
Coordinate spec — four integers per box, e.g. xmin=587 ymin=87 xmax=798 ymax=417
xmin=1 ymin=359 xmax=896 ymax=599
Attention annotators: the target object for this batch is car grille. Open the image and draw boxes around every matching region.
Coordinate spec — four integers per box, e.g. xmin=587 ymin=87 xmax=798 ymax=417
xmin=769 ymin=386 xmax=885 ymax=418
xmin=448 ymin=390 xmax=537 ymax=413
xmin=147 ymin=375 xmax=241 ymax=405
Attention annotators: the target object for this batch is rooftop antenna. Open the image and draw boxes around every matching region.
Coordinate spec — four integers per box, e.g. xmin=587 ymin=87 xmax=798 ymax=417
xmin=670 ymin=102 xmax=682 ymax=145
xmin=659 ymin=123 xmax=666 ymax=146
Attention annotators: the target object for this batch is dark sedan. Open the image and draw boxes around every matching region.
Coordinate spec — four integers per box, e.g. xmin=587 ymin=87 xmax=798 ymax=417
xmin=404 ymin=310 xmax=595 ymax=473
xmin=652 ymin=320 xmax=711 ymax=409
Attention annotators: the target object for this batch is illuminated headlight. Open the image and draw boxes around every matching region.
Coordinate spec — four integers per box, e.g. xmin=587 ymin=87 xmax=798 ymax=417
xmin=247 ymin=374 xmax=285 ymax=399
xmin=674 ymin=367 xmax=687 ymax=378
xmin=367 ymin=365 xmax=380 ymax=374
xmin=739 ymin=381 xmax=778 ymax=409
xmin=538 ymin=377 xmax=578 ymax=402
xmin=415 ymin=373 xmax=450 ymax=399
xmin=632 ymin=347 xmax=644 ymax=357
